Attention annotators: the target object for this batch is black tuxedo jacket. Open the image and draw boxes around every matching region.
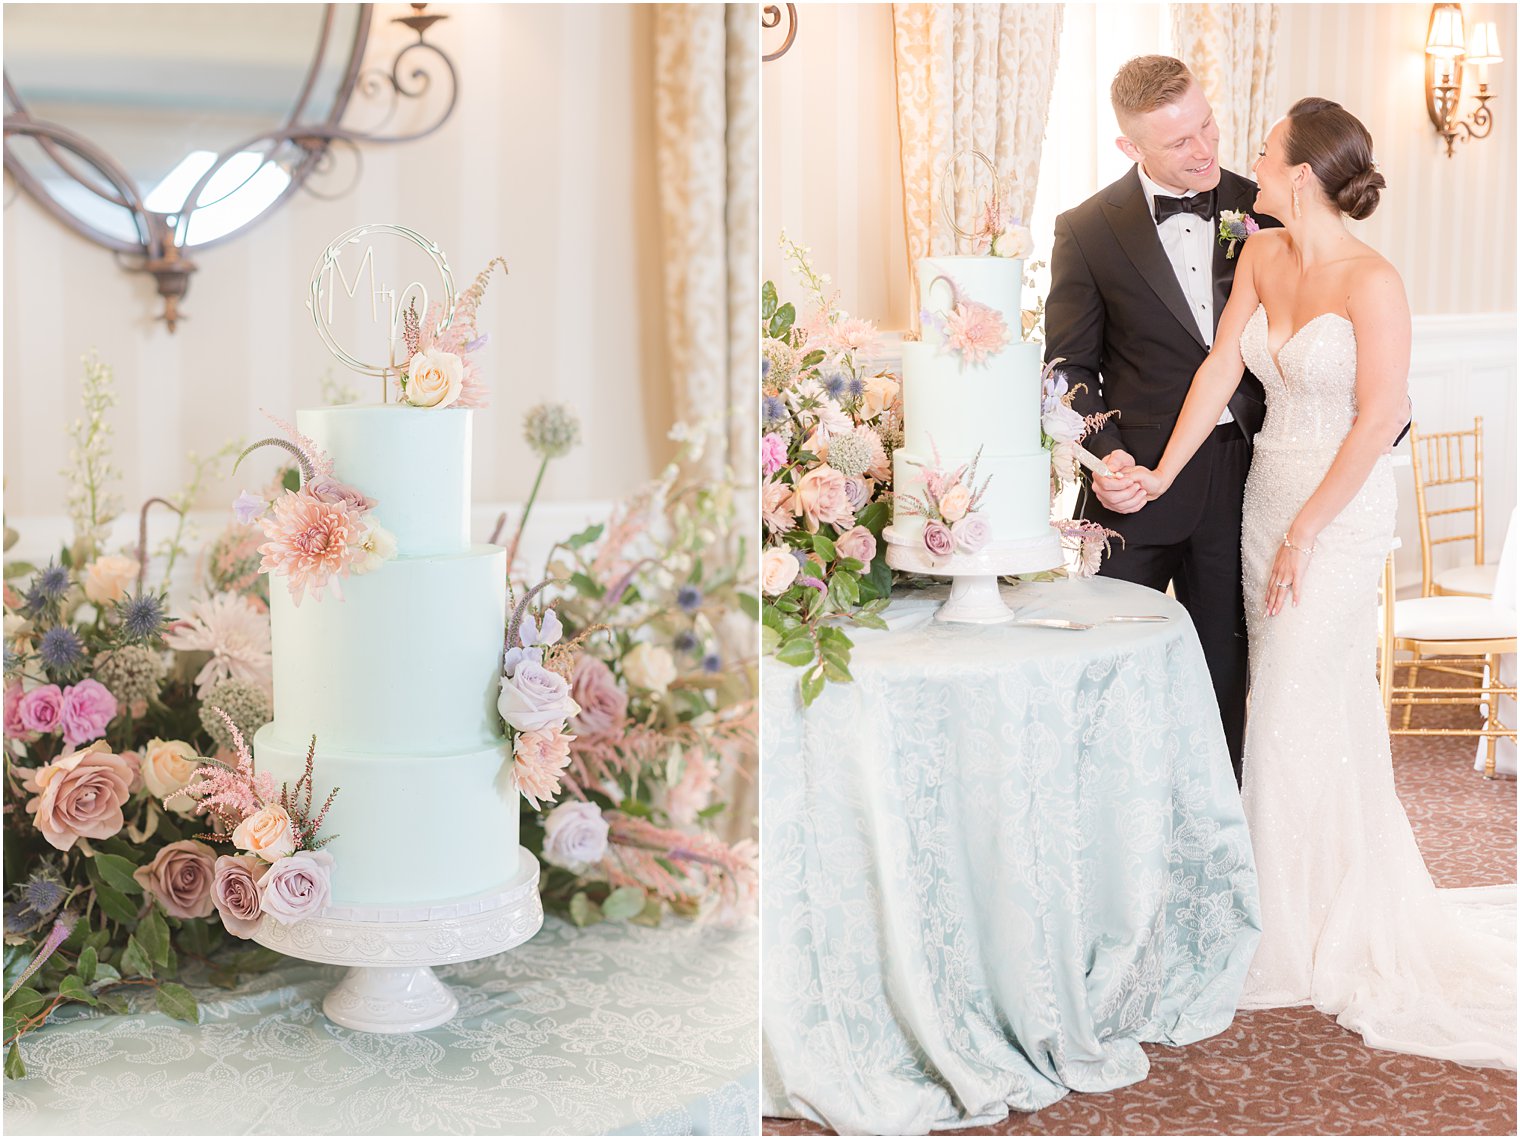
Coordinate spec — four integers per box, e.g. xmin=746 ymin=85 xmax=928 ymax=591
xmin=1045 ymin=165 xmax=1280 ymax=545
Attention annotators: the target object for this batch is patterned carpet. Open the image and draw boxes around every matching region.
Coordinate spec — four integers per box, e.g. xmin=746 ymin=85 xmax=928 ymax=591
xmin=764 ymin=708 xmax=1518 ymax=1136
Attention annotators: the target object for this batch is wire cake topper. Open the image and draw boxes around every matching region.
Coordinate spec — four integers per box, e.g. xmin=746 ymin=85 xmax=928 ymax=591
xmin=307 ymin=223 xmax=457 ymax=384
xmin=938 ymin=149 xmax=1018 ymax=255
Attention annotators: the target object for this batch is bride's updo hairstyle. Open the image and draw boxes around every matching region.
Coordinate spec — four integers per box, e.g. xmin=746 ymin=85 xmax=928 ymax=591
xmin=1283 ymin=97 xmax=1386 ymax=220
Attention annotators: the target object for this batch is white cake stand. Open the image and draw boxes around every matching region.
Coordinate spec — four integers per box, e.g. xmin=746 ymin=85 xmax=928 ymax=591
xmin=884 ymin=525 xmax=1065 ymax=623
xmin=251 ymin=848 xmax=543 ymax=1034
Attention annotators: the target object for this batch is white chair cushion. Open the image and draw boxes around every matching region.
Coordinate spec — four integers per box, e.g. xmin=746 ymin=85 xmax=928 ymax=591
xmin=1394 ymin=596 xmax=1517 ymax=641
xmin=1435 ymin=563 xmax=1499 ymax=598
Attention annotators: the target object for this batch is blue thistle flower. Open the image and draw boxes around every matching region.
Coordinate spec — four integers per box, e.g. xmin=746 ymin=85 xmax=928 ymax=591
xmin=25 ymin=561 xmax=71 ymax=613
xmin=23 ymin=877 xmax=66 ymax=915
xmin=762 ymin=395 xmax=787 ymax=427
xmin=701 ymin=653 xmax=722 ymax=674
xmin=677 ymin=585 xmax=703 ymax=613
xmin=3 ymin=646 xmax=19 ymax=679
xmin=848 ymin=376 xmax=866 ymax=400
xmin=761 ymin=356 xmax=771 ymax=380
xmin=673 ymin=630 xmax=699 ymax=655
xmin=38 ymin=626 xmax=84 ymax=673
xmin=117 ymin=593 xmax=167 ymax=642
xmin=824 ymin=373 xmax=848 ymax=400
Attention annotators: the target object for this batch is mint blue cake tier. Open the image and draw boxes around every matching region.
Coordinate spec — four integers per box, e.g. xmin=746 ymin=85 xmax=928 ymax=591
xmin=254 ymin=404 xmax=520 ymax=908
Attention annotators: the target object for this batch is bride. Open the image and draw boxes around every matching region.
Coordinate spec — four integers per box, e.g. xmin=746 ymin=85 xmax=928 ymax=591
xmin=1127 ymin=97 xmax=1516 ymax=1069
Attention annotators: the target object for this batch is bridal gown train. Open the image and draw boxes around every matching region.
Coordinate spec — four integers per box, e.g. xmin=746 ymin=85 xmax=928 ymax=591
xmin=1235 ymin=303 xmax=1516 ymax=1069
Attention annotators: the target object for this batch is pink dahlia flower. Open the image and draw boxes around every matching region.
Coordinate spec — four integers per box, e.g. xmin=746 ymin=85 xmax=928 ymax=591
xmin=257 ymin=491 xmax=367 ymax=605
xmin=512 ymin=727 xmax=574 ymax=810
xmin=942 ymin=301 xmax=1010 ymax=366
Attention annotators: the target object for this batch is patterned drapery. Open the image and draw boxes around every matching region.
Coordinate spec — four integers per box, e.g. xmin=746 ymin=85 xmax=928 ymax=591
xmin=891 ymin=3 xmax=1064 ymax=320
xmin=653 ymin=4 xmax=758 ymax=480
xmin=1172 ymin=4 xmax=1281 ymax=176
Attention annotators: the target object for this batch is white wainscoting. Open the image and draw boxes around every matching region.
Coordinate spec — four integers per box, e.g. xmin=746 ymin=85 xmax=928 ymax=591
xmin=869 ymin=313 xmax=1517 ymax=597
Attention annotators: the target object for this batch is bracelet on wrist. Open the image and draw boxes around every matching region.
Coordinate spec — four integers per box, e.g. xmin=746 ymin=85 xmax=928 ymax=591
xmin=1281 ymin=533 xmax=1315 ymax=557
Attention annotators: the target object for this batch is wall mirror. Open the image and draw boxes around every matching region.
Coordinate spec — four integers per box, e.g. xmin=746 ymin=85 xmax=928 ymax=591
xmin=3 ymin=2 xmax=456 ymax=330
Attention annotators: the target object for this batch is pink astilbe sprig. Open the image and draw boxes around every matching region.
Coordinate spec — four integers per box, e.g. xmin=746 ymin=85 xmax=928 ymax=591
xmin=601 ymin=813 xmax=757 ymax=919
xmin=175 ymin=706 xmax=277 ymax=834
xmin=1056 ymin=517 xmax=1123 ymax=578
xmin=450 ymin=256 xmax=508 ymax=344
xmin=402 ymin=299 xmax=421 ymax=360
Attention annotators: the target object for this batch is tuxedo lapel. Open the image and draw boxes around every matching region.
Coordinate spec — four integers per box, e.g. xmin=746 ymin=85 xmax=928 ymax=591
xmin=1102 ymin=168 xmax=1208 ymax=351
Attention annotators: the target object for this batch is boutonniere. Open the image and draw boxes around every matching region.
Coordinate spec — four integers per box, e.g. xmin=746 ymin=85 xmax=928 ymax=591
xmin=1218 ymin=209 xmax=1260 ymax=260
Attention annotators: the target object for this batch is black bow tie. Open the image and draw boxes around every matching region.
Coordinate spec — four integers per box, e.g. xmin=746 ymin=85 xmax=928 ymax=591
xmin=1153 ymin=189 xmax=1217 ymax=224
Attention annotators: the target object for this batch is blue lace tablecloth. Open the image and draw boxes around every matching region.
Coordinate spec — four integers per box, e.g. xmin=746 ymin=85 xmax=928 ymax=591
xmin=761 ymin=576 xmax=1261 ymax=1134
xmin=4 ymin=916 xmax=758 ymax=1136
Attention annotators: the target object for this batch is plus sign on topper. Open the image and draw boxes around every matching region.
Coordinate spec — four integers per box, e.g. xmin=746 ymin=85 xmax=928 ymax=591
xmin=308 ymin=223 xmax=458 ymax=385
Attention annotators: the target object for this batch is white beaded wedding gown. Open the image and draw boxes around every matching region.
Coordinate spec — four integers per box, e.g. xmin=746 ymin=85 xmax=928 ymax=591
xmin=1235 ymin=303 xmax=1516 ymax=1069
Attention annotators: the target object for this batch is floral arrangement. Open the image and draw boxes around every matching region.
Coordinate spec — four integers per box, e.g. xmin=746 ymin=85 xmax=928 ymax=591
xmin=761 ymin=234 xmax=898 ymax=706
xmin=396 ymin=257 xmax=507 ymax=409
xmin=1038 ymin=357 xmax=1122 ymax=576
xmin=893 ymin=445 xmax=992 ymax=561
xmin=970 ymin=174 xmax=1034 ymax=260
xmin=1218 ymin=209 xmax=1260 ymax=260
xmin=920 ymin=275 xmax=1011 ymax=367
xmin=232 ymin=419 xmax=395 ymax=605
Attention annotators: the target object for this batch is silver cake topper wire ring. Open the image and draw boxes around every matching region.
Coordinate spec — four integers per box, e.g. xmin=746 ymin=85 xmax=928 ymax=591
xmin=307 ymin=223 xmax=457 ymax=379
xmin=939 ymin=149 xmax=1000 ymax=250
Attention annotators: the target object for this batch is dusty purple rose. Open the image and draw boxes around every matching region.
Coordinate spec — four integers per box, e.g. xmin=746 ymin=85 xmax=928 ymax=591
xmin=498 ymin=659 xmax=580 ymax=733
xmin=133 ymin=839 xmax=217 ymax=919
xmin=18 ymin=685 xmax=64 ymax=734
xmin=569 ymin=656 xmax=628 ymax=737
xmin=257 ymin=849 xmax=335 ymax=925
xmin=541 ymin=800 xmax=610 ymax=870
xmin=760 ymin=433 xmax=787 ymax=477
xmin=841 ymin=476 xmax=871 ymax=512
xmin=60 ymin=679 xmax=117 ymax=748
xmin=923 ymin=521 xmax=954 ymax=558
xmin=211 ymin=854 xmax=268 ymax=938
xmin=307 ymin=477 xmax=376 ymax=514
xmin=952 ymin=515 xmax=991 ymax=554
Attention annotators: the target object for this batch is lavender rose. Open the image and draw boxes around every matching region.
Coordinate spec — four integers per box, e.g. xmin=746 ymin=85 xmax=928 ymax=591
xmin=923 ymin=521 xmax=954 ymax=559
xmin=498 ymin=659 xmax=581 ymax=733
xmin=834 ymin=525 xmax=877 ymax=567
xmin=18 ymin=684 xmax=64 ymax=734
xmin=258 ymin=849 xmax=335 ymax=925
xmin=59 ymin=679 xmax=117 ymax=748
xmin=952 ymin=515 xmax=991 ymax=554
xmin=307 ymin=476 xmax=377 ymax=514
xmin=23 ymin=742 xmax=135 ymax=851
xmin=133 ymin=839 xmax=217 ymax=920
xmin=841 ymin=476 xmax=871 ymax=512
xmin=211 ymin=854 xmax=268 ymax=938
xmin=541 ymin=800 xmax=610 ymax=871
xmin=569 ymin=656 xmax=628 ymax=737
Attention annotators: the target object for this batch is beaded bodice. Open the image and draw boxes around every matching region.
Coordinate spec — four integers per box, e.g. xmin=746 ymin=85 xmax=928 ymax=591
xmin=1239 ymin=303 xmax=1358 ymax=449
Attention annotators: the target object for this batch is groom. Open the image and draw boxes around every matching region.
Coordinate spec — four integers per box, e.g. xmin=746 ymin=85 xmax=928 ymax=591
xmin=1045 ymin=56 xmax=1277 ymax=784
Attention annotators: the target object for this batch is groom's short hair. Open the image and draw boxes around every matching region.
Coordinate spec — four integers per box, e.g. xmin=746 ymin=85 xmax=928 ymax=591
xmin=1112 ymin=55 xmax=1197 ymax=131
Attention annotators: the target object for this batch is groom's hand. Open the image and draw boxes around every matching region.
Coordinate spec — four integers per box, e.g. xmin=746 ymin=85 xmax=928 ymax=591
xmin=1090 ymin=449 xmax=1148 ymax=514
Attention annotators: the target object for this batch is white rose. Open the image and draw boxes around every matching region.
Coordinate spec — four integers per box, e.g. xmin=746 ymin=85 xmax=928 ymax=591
xmin=622 ymin=643 xmax=677 ymax=694
xmin=139 ymin=738 xmax=201 ymax=811
xmin=541 ymin=800 xmax=610 ymax=871
xmin=404 ymin=348 xmax=464 ymax=409
xmin=762 ymin=547 xmax=801 ymax=596
xmin=83 ymin=555 xmax=140 ymax=606
xmin=1042 ymin=402 xmax=1086 ymax=444
xmin=231 ymin=802 xmax=298 ymax=862
xmin=995 ymin=225 xmax=1034 ymax=259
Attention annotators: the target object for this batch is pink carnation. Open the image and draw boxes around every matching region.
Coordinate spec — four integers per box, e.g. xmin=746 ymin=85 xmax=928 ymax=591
xmin=257 ymin=490 xmax=368 ymax=605
xmin=60 ymin=679 xmax=117 ymax=748
xmin=18 ymin=685 xmax=64 ymax=734
xmin=513 ymin=727 xmax=574 ymax=810
xmin=942 ymin=301 xmax=1010 ymax=366
xmin=761 ymin=433 xmax=788 ymax=478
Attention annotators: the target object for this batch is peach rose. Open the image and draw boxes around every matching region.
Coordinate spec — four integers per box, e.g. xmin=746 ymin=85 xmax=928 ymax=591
xmin=859 ymin=374 xmax=900 ymax=421
xmin=404 ymin=348 xmax=464 ymax=409
xmin=938 ymin=484 xmax=972 ymax=523
xmin=23 ymin=741 xmax=134 ymax=851
xmin=834 ymin=525 xmax=878 ymax=566
xmin=762 ymin=548 xmax=801 ymax=596
xmin=139 ymin=738 xmax=200 ymax=804
xmin=83 ymin=554 xmax=139 ymax=606
xmin=793 ymin=467 xmax=855 ymax=533
xmin=133 ymin=839 xmax=217 ymax=920
xmin=231 ymin=802 xmax=298 ymax=862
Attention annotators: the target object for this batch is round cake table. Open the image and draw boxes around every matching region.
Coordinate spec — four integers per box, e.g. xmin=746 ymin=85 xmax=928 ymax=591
xmin=3 ymin=916 xmax=757 ymax=1136
xmin=761 ymin=576 xmax=1261 ymax=1135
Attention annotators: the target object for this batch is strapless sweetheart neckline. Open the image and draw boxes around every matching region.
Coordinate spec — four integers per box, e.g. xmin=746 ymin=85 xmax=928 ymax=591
xmin=1251 ymin=303 xmax=1353 ymax=384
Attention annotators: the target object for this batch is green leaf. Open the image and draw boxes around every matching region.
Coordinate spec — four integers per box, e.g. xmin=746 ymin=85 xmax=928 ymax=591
xmin=569 ymin=572 xmax=604 ymax=599
xmin=565 ymin=523 xmax=605 ymax=550
xmin=600 ymin=886 xmax=646 ymax=921
xmin=736 ymin=591 xmax=760 ymax=621
xmin=768 ymin=302 xmax=796 ymax=341
xmin=121 ymin=936 xmax=153 ymax=979
xmin=227 ymin=946 xmax=283 ymax=974
xmin=811 ymin=534 xmax=836 ymax=562
xmin=95 ymin=836 xmax=140 ymax=861
xmin=3 ymin=560 xmax=38 ymax=580
xmin=76 ymin=946 xmax=98 ymax=986
xmin=821 ymin=657 xmax=854 ymax=684
xmin=92 ymin=853 xmax=142 ymax=895
xmin=628 ymin=897 xmax=665 ymax=928
xmin=856 ymin=555 xmax=894 ymax=603
xmin=696 ymin=800 xmax=727 ymax=819
xmin=178 ymin=917 xmax=211 ymax=957
xmin=58 ymin=975 xmax=98 ymax=1007
xmin=775 ymin=634 xmax=815 ymax=668
xmin=89 ymin=963 xmax=121 ymax=987
xmin=851 ymin=611 xmax=890 ymax=631
xmin=139 ymin=909 xmax=171 ymax=968
xmin=827 ymin=572 xmax=859 ymax=611
xmin=4 ymin=988 xmax=44 ymax=1021
xmin=568 ymin=892 xmax=603 ymax=927
xmin=153 ymin=982 xmax=198 ymax=1024
xmin=761 ymin=280 xmax=778 ymax=321
xmin=5 ymin=1043 xmax=25 ymax=1080
xmin=799 ymin=666 xmax=826 ymax=707
xmin=95 ymin=993 xmax=130 ymax=1016
xmin=800 ymin=349 xmax=826 ymax=369
xmin=760 ymin=625 xmax=780 ymax=656
xmin=208 ymin=969 xmax=240 ymax=990
xmin=617 ymin=797 xmax=652 ymax=818
xmin=93 ymin=882 xmax=140 ymax=926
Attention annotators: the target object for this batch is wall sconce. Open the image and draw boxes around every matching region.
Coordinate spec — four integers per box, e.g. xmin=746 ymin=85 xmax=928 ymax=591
xmin=1425 ymin=3 xmax=1503 ymax=157
xmin=762 ymin=5 xmax=798 ymax=63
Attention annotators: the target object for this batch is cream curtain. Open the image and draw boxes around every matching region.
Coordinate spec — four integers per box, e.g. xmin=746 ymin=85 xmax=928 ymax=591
xmin=1172 ymin=4 xmax=1281 ymax=175
xmin=652 ymin=4 xmax=758 ymax=481
xmin=891 ymin=2 xmax=1064 ymax=312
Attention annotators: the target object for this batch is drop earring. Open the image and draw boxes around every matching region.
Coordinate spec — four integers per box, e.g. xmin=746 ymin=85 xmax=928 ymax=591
xmin=1292 ymin=183 xmax=1301 ymax=219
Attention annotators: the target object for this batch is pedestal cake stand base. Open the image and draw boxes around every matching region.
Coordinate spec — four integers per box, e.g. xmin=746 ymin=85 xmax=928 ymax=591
xmin=884 ymin=525 xmax=1065 ymax=624
xmin=252 ymin=848 xmax=543 ymax=1034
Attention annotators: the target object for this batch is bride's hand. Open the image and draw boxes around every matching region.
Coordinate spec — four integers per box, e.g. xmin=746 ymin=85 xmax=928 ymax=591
xmin=1264 ymin=536 xmax=1314 ymax=617
xmin=1126 ymin=465 xmax=1166 ymax=500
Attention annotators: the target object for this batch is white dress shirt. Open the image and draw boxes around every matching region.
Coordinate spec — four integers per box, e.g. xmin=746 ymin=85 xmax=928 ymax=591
xmin=1137 ymin=165 xmax=1233 ymax=425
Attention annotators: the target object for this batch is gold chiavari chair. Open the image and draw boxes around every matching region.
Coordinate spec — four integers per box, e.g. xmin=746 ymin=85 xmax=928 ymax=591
xmin=1409 ymin=416 xmax=1495 ymax=599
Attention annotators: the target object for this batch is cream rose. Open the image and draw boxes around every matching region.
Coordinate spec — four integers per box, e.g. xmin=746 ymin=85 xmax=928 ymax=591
xmin=792 ymin=466 xmax=856 ymax=533
xmin=938 ymin=484 xmax=972 ymax=523
xmin=231 ymin=802 xmax=298 ymax=862
xmin=623 ymin=643 xmax=677 ymax=694
xmin=761 ymin=548 xmax=801 ymax=596
xmin=139 ymin=738 xmax=200 ymax=805
xmin=83 ymin=554 xmax=140 ymax=606
xmin=995 ymin=225 xmax=1034 ymax=259
xmin=404 ymin=348 xmax=464 ymax=409
xmin=859 ymin=374 xmax=900 ymax=422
